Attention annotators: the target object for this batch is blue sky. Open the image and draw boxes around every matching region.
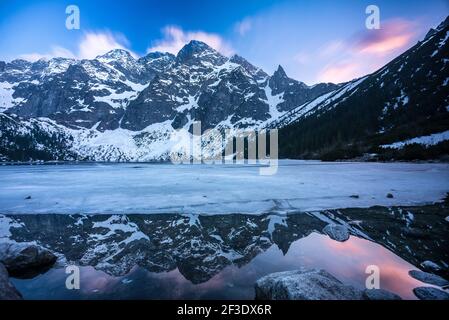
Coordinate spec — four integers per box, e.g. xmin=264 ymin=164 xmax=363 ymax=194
xmin=0 ymin=0 xmax=447 ymax=84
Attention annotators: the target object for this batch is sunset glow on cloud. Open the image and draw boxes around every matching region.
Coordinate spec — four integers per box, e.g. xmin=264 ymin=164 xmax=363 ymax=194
xmin=316 ymin=19 xmax=419 ymax=83
xmin=318 ymin=61 xmax=362 ymax=83
xmin=354 ymin=19 xmax=417 ymax=56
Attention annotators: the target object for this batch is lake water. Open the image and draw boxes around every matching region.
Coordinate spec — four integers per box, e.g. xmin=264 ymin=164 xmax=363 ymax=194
xmin=10 ymin=233 xmax=428 ymax=300
xmin=1 ymin=161 xmax=448 ymax=300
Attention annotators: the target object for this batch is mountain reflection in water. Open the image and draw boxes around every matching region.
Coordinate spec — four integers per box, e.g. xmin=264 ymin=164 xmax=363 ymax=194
xmin=6 ymin=208 xmax=446 ymax=300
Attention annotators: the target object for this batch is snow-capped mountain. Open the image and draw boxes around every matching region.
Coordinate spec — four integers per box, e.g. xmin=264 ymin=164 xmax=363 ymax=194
xmin=0 ymin=40 xmax=336 ymax=161
xmin=1 ymin=15 xmax=448 ymax=162
xmin=277 ymin=16 xmax=449 ymax=160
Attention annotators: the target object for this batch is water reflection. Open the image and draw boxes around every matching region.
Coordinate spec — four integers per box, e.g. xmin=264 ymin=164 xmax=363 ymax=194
xmin=12 ymin=233 xmax=425 ymax=299
xmin=5 ymin=206 xmax=448 ymax=300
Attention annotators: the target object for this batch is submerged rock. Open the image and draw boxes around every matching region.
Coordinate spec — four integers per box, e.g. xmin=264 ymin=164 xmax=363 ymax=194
xmin=409 ymin=270 xmax=449 ymax=287
xmin=362 ymin=289 xmax=402 ymax=300
xmin=386 ymin=193 xmax=394 ymax=198
xmin=0 ymin=242 xmax=57 ymax=278
xmin=413 ymin=287 xmax=449 ymax=300
xmin=255 ymin=269 xmax=363 ymax=300
xmin=0 ymin=263 xmax=22 ymax=300
xmin=420 ymin=260 xmax=442 ymax=272
xmin=322 ymin=224 xmax=350 ymax=242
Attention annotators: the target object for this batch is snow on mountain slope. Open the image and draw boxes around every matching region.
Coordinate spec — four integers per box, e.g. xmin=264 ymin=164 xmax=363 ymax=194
xmin=266 ymin=77 xmax=365 ymax=129
xmin=276 ymin=16 xmax=449 ymax=160
xmin=0 ymin=40 xmax=336 ymax=161
xmin=381 ymin=130 xmax=449 ymax=149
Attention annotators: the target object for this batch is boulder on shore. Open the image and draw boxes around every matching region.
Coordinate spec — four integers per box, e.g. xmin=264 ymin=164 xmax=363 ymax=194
xmin=362 ymin=289 xmax=402 ymax=300
xmin=0 ymin=242 xmax=57 ymax=278
xmin=413 ymin=287 xmax=449 ymax=300
xmin=419 ymin=260 xmax=441 ymax=272
xmin=255 ymin=269 xmax=363 ymax=300
xmin=255 ymin=268 xmax=402 ymax=300
xmin=0 ymin=262 xmax=22 ymax=300
xmin=322 ymin=224 xmax=350 ymax=242
xmin=409 ymin=270 xmax=449 ymax=287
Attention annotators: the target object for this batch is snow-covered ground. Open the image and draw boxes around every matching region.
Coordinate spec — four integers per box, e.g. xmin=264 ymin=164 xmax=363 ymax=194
xmin=381 ymin=130 xmax=449 ymax=149
xmin=0 ymin=160 xmax=448 ymax=214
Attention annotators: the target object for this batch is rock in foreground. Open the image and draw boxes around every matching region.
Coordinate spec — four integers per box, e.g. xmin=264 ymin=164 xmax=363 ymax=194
xmin=255 ymin=269 xmax=403 ymax=300
xmin=322 ymin=224 xmax=350 ymax=242
xmin=409 ymin=270 xmax=449 ymax=287
xmin=0 ymin=242 xmax=57 ymax=278
xmin=413 ymin=287 xmax=449 ymax=300
xmin=362 ymin=289 xmax=402 ymax=300
xmin=0 ymin=262 xmax=22 ymax=300
xmin=420 ymin=260 xmax=442 ymax=272
xmin=255 ymin=269 xmax=363 ymax=300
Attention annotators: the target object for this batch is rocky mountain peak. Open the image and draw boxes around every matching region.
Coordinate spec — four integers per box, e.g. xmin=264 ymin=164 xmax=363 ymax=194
xmin=176 ymin=40 xmax=227 ymax=66
xmin=273 ymin=65 xmax=288 ymax=79
xmin=436 ymin=15 xmax=449 ymax=31
xmin=269 ymin=65 xmax=293 ymax=94
xmin=424 ymin=15 xmax=449 ymax=40
xmin=97 ymin=49 xmax=135 ymax=63
xmin=138 ymin=51 xmax=175 ymax=72
xmin=229 ymin=54 xmax=255 ymax=70
xmin=229 ymin=54 xmax=268 ymax=79
xmin=142 ymin=51 xmax=175 ymax=61
xmin=8 ymin=59 xmax=32 ymax=71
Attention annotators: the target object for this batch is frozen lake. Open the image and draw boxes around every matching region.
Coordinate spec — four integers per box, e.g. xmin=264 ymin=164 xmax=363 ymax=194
xmin=0 ymin=160 xmax=448 ymax=214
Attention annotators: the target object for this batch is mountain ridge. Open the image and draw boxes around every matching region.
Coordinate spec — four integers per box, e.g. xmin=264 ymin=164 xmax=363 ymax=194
xmin=277 ymin=16 xmax=449 ymax=161
xmin=1 ymin=16 xmax=448 ymax=162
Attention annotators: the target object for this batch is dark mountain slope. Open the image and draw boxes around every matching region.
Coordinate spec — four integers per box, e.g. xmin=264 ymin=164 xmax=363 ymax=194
xmin=278 ymin=17 xmax=449 ymax=161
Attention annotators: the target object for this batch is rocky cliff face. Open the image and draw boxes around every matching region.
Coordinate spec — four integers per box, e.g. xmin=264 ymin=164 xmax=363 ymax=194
xmin=0 ymin=40 xmax=336 ymax=161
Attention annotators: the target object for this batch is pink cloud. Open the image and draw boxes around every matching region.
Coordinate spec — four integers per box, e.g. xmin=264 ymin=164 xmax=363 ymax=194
xmin=317 ymin=61 xmax=362 ymax=83
xmin=353 ymin=19 xmax=417 ymax=56
xmin=315 ymin=18 xmax=419 ymax=83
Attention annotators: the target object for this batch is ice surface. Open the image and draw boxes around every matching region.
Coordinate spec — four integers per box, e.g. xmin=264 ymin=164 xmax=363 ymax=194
xmin=0 ymin=160 xmax=448 ymax=214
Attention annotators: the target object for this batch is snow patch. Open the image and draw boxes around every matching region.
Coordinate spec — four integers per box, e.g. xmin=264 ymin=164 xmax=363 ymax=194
xmin=381 ymin=130 xmax=449 ymax=149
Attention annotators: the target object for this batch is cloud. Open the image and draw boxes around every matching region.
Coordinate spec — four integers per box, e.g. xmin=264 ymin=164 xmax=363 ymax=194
xmin=353 ymin=19 xmax=416 ymax=56
xmin=319 ymin=40 xmax=345 ymax=57
xmin=78 ymin=31 xmax=135 ymax=59
xmin=317 ymin=61 xmax=362 ymax=83
xmin=234 ymin=18 xmax=252 ymax=36
xmin=19 ymin=46 xmax=76 ymax=61
xmin=314 ymin=18 xmax=418 ymax=83
xmin=19 ymin=31 xmax=136 ymax=61
xmin=293 ymin=51 xmax=310 ymax=64
xmin=147 ymin=25 xmax=234 ymax=56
